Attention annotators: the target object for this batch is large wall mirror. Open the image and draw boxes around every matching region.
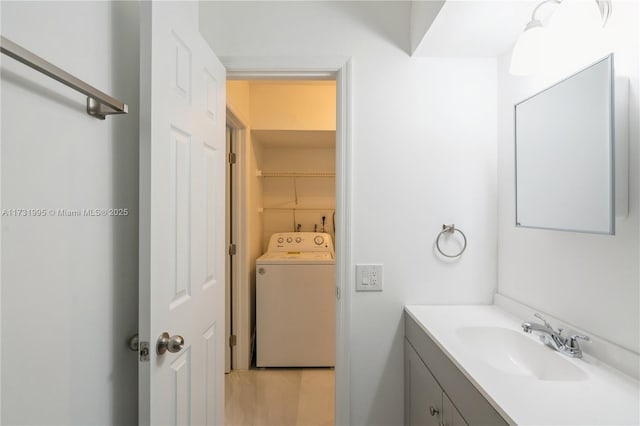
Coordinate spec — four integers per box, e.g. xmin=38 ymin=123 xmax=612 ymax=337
xmin=515 ymin=54 xmax=614 ymax=235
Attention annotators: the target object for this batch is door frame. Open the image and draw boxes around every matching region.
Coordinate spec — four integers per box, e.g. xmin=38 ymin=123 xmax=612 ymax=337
xmin=225 ymin=109 xmax=245 ymax=372
xmin=224 ymin=55 xmax=352 ymax=426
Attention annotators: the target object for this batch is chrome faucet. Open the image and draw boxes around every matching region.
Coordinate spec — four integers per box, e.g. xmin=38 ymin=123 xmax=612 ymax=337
xmin=521 ymin=313 xmax=590 ymax=358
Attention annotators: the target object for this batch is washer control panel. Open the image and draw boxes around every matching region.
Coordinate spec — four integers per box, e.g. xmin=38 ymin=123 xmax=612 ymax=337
xmin=267 ymin=232 xmax=334 ymax=253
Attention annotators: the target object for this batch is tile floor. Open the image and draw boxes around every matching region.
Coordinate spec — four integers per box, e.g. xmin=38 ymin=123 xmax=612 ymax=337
xmin=225 ymin=368 xmax=335 ymax=426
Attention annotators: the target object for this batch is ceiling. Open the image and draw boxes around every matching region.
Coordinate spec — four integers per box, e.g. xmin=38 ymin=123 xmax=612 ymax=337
xmin=412 ymin=0 xmax=541 ymax=58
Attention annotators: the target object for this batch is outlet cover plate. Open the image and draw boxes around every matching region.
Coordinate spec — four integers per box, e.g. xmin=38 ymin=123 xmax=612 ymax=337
xmin=356 ymin=264 xmax=383 ymax=292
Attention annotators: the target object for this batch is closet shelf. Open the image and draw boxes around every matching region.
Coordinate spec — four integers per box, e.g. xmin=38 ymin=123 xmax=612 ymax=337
xmin=257 ymin=170 xmax=335 ymax=178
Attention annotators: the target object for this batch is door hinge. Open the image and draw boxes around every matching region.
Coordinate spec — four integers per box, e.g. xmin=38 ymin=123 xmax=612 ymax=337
xmin=336 ymin=286 xmax=341 ymax=300
xmin=228 ymin=152 xmax=237 ymax=164
xmin=229 ymin=335 xmax=237 ymax=347
xmin=228 ymin=243 xmax=237 ymax=256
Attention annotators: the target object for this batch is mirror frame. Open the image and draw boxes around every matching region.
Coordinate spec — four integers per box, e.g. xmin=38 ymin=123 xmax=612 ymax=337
xmin=514 ymin=54 xmax=615 ymax=235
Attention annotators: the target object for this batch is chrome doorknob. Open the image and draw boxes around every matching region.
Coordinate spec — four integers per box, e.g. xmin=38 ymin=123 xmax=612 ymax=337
xmin=157 ymin=332 xmax=185 ymax=355
xmin=128 ymin=334 xmax=139 ymax=352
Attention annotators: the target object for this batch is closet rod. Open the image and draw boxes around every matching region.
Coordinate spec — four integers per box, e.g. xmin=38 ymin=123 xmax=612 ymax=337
xmin=1 ymin=36 xmax=128 ymax=119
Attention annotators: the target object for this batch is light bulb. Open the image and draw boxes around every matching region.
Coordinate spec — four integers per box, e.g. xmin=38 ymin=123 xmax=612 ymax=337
xmin=548 ymin=0 xmax=605 ymax=74
xmin=549 ymin=0 xmax=602 ymax=33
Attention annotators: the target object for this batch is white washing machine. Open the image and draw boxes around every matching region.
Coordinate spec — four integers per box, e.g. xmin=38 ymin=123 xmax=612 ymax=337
xmin=256 ymin=232 xmax=335 ymax=367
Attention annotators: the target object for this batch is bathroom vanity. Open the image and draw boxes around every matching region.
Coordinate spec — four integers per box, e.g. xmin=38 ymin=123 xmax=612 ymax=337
xmin=404 ymin=305 xmax=640 ymax=426
xmin=405 ymin=310 xmax=508 ymax=426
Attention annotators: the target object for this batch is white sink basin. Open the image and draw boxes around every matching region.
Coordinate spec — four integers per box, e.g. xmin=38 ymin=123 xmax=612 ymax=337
xmin=456 ymin=326 xmax=587 ymax=382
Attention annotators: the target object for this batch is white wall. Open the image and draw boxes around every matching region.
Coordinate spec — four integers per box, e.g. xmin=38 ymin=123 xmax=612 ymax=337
xmin=1 ymin=2 xmax=139 ymax=424
xmin=497 ymin=1 xmax=640 ymax=354
xmin=200 ymin=2 xmax=498 ymax=424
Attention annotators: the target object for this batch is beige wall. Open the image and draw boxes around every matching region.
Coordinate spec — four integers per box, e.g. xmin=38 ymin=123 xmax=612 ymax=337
xmin=260 ymin=146 xmax=336 ymax=248
xmin=227 ymin=81 xmax=264 ymax=262
xmin=231 ymin=81 xmax=338 ymax=251
xmin=227 ymin=80 xmax=252 ymax=122
xmin=249 ymin=82 xmax=336 ymax=130
xmin=226 ymin=80 xmax=264 ymax=369
xmin=249 ymin=81 xmax=337 ymax=249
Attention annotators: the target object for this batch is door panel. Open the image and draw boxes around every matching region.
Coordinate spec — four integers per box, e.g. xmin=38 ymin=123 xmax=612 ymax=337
xmin=139 ymin=2 xmax=226 ymax=425
xmin=203 ymin=324 xmax=218 ymax=423
xmin=169 ymin=127 xmax=192 ymax=307
xmin=205 ymin=146 xmax=217 ymax=286
xmin=171 ymin=350 xmax=192 ymax=425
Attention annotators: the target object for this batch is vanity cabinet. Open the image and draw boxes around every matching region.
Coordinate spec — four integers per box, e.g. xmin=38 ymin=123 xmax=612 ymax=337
xmin=443 ymin=394 xmax=467 ymax=426
xmin=405 ymin=340 xmax=467 ymax=426
xmin=405 ymin=313 xmax=509 ymax=426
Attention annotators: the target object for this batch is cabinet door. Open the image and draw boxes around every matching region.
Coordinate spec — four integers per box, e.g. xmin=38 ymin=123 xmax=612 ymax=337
xmin=442 ymin=393 xmax=468 ymax=426
xmin=405 ymin=340 xmax=442 ymax=426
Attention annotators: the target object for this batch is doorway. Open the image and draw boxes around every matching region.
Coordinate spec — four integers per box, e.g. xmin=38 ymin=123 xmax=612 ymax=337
xmin=225 ymin=79 xmax=338 ymax=425
xmin=222 ymin=58 xmax=352 ymax=426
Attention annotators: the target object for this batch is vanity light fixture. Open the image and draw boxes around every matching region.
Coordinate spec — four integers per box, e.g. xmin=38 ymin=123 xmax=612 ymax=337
xmin=509 ymin=0 xmax=612 ymax=76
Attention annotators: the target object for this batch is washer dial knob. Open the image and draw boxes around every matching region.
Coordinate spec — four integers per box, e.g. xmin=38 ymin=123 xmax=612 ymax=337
xmin=314 ymin=235 xmax=325 ymax=245
xmin=286 ymin=237 xmax=293 ymax=243
xmin=295 ymin=237 xmax=302 ymax=243
xmin=277 ymin=237 xmax=284 ymax=244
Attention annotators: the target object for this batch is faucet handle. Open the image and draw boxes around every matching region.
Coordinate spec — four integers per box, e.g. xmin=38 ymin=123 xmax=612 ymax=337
xmin=534 ymin=312 xmax=552 ymax=329
xmin=567 ymin=334 xmax=590 ymax=358
xmin=569 ymin=334 xmax=591 ymax=344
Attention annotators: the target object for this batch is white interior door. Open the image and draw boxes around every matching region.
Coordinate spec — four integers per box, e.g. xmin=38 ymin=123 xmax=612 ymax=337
xmin=139 ymin=2 xmax=226 ymax=425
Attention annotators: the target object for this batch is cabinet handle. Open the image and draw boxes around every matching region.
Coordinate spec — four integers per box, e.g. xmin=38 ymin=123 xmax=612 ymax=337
xmin=429 ymin=406 xmax=439 ymax=416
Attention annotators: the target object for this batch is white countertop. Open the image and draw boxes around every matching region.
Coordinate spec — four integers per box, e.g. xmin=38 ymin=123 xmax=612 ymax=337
xmin=405 ymin=304 xmax=640 ymax=426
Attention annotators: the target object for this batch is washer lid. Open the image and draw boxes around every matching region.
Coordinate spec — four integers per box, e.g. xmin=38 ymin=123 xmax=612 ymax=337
xmin=256 ymin=251 xmax=335 ymax=264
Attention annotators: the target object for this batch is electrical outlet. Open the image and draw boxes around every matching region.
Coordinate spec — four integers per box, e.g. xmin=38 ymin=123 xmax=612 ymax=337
xmin=355 ymin=264 xmax=383 ymax=292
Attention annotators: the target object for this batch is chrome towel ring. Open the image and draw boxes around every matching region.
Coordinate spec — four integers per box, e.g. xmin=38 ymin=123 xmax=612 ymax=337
xmin=435 ymin=224 xmax=467 ymax=258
